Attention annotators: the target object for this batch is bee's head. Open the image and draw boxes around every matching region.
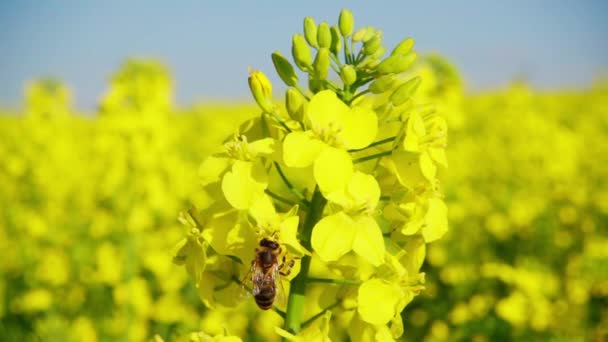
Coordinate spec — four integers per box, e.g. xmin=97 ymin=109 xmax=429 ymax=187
xmin=260 ymin=238 xmax=279 ymax=250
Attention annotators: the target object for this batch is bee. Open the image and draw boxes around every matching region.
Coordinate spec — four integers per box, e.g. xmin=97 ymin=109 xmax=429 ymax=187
xmin=242 ymin=238 xmax=295 ymax=310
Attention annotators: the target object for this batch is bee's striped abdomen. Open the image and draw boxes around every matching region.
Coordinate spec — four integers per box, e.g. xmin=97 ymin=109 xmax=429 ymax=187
xmin=254 ymin=286 xmax=276 ymax=310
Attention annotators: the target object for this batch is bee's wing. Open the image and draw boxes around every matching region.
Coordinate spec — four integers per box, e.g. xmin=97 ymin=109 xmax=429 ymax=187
xmin=273 ymin=263 xmax=287 ymax=307
xmin=239 ymin=261 xmax=257 ymax=299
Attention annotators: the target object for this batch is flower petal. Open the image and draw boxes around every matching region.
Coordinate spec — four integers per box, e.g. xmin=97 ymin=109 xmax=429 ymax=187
xmin=307 ymin=90 xmax=350 ymax=130
xmin=358 ymin=279 xmax=402 ymax=325
xmin=311 ymin=212 xmax=356 ymax=262
xmin=341 ymin=106 xmax=378 ymax=150
xmin=279 ymin=215 xmax=310 ymax=256
xmin=422 ymin=198 xmax=448 ymax=242
xmin=199 ymin=156 xmax=231 ymax=186
xmin=283 ymin=131 xmax=324 ymax=168
xmin=346 ymin=171 xmax=381 ymax=210
xmin=313 ymin=147 xmax=353 ymax=195
xmin=352 ymin=216 xmax=385 ymax=266
xmin=221 ymin=160 xmax=267 ymax=210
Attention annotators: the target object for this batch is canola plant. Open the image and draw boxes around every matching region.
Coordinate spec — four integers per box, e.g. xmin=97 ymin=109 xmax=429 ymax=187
xmin=1 ymin=8 xmax=607 ymax=342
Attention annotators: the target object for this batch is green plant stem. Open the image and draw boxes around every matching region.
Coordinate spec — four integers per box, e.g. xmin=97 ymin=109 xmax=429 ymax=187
xmin=307 ymin=277 xmax=362 ymax=286
xmin=266 ymin=111 xmax=292 ymax=133
xmin=283 ymin=187 xmax=327 ymax=334
xmin=264 ymin=189 xmax=298 ymax=208
xmin=353 ymin=150 xmax=393 ymax=164
xmin=301 ymin=300 xmax=342 ymax=328
xmin=349 ymin=89 xmax=371 ymax=104
xmin=348 ymin=136 xmax=397 ymax=152
xmin=273 ymin=162 xmax=310 ymax=206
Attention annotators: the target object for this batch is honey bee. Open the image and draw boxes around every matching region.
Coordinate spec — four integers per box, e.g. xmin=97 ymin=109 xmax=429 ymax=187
xmin=242 ymin=238 xmax=295 ymax=310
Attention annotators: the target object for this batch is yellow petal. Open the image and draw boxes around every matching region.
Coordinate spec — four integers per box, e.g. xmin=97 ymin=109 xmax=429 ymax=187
xmin=384 ymin=151 xmax=426 ymax=190
xmin=422 ymin=198 xmax=448 ymax=242
xmin=347 ymin=171 xmax=381 ymax=209
xmin=341 ymin=106 xmax=378 ymax=150
xmin=307 ymin=90 xmax=350 ymax=129
xmin=419 ymin=150 xmax=437 ymax=182
xmin=358 ymin=279 xmax=402 ymax=325
xmin=283 ymin=131 xmax=324 ymax=168
xmin=428 ymin=147 xmax=448 ymax=168
xmin=311 ymin=212 xmax=356 ymax=262
xmin=199 ymin=156 xmax=231 ymax=186
xmin=314 ymin=147 xmax=353 ymax=195
xmin=221 ymin=160 xmax=267 ymax=210
xmin=249 ymin=137 xmax=276 ymax=156
xmin=352 ymin=217 xmax=385 ymax=266
xmin=403 ymin=112 xmax=425 ymax=152
xmin=279 ymin=215 xmax=310 ymax=256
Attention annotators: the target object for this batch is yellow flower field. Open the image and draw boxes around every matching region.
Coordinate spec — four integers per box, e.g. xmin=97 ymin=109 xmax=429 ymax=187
xmin=1 ymin=9 xmax=607 ymax=342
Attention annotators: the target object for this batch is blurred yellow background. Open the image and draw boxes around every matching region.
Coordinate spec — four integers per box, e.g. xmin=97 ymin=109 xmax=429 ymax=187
xmin=1 ymin=56 xmax=606 ymax=341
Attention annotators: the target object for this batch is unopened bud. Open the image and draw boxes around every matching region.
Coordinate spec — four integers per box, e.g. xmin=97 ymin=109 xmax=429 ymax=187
xmin=339 ymin=9 xmax=354 ymax=37
xmin=330 ymin=26 xmax=342 ymax=54
xmin=390 ymin=76 xmax=422 ymax=106
xmin=363 ymin=34 xmax=381 ymax=55
xmin=285 ymin=88 xmax=306 ymax=121
xmin=340 ymin=65 xmax=357 ymax=86
xmin=352 ymin=27 xmax=367 ymax=42
xmin=313 ymin=48 xmax=331 ymax=80
xmin=292 ymin=34 xmax=313 ymax=70
xmin=362 ymin=26 xmax=376 ymax=42
xmin=308 ymin=75 xmax=324 ymax=93
xmin=376 ymin=52 xmax=417 ymax=74
xmin=368 ymin=75 xmax=397 ymax=94
xmin=248 ymin=70 xmax=274 ymax=113
xmin=391 ymin=37 xmax=415 ymax=56
xmin=371 ymin=45 xmax=386 ymax=60
xmin=317 ymin=22 xmax=332 ymax=49
xmin=271 ymin=51 xmax=298 ymax=87
xmin=304 ymin=17 xmax=318 ymax=48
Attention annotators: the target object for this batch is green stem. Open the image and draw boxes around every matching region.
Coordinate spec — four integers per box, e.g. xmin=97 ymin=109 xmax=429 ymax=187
xmin=273 ymin=162 xmax=310 ymax=205
xmin=264 ymin=189 xmax=298 ymax=208
xmin=343 ymin=39 xmax=352 ymax=64
xmin=307 ymin=277 xmax=362 ymax=286
xmin=348 ymin=136 xmax=396 ymax=152
xmin=300 ymin=300 xmax=342 ymax=328
xmin=349 ymin=89 xmax=371 ymax=104
xmin=295 ymin=85 xmax=310 ymax=101
xmin=283 ymin=187 xmax=327 ymax=334
xmin=266 ymin=111 xmax=292 ymax=133
xmin=353 ymin=150 xmax=393 ymax=164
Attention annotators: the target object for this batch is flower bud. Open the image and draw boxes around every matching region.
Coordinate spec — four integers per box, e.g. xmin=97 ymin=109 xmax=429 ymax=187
xmin=308 ymin=75 xmax=324 ymax=93
xmin=303 ymin=17 xmax=318 ymax=48
xmin=285 ymin=88 xmax=306 ymax=121
xmin=292 ymin=34 xmax=313 ymax=70
xmin=313 ymin=48 xmax=331 ymax=80
xmin=376 ymin=52 xmax=417 ymax=74
xmin=363 ymin=33 xmax=381 ymax=55
xmin=371 ymin=45 xmax=386 ymax=60
xmin=340 ymin=65 xmax=357 ymax=86
xmin=368 ymin=74 xmax=397 ymax=94
xmin=271 ymin=51 xmax=298 ymax=87
xmin=391 ymin=37 xmax=415 ymax=56
xmin=339 ymin=9 xmax=354 ymax=37
xmin=352 ymin=27 xmax=367 ymax=42
xmin=390 ymin=76 xmax=421 ymax=106
xmin=317 ymin=22 xmax=332 ymax=49
xmin=363 ymin=26 xmax=376 ymax=42
xmin=330 ymin=26 xmax=342 ymax=55
xmin=248 ymin=70 xmax=274 ymax=113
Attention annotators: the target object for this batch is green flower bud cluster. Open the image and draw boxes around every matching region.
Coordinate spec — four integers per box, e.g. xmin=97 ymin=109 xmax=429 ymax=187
xmin=247 ymin=8 xmax=421 ymax=111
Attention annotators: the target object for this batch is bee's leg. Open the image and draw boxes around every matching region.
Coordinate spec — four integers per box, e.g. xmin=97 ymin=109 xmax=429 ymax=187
xmin=279 ymin=257 xmax=295 ymax=277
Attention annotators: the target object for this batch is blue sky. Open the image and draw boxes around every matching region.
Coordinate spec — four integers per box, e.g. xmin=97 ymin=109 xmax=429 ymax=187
xmin=1 ymin=1 xmax=607 ymax=109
